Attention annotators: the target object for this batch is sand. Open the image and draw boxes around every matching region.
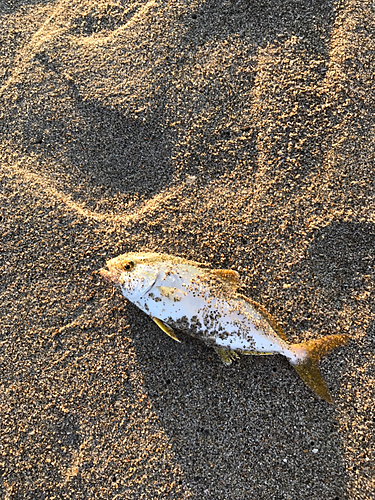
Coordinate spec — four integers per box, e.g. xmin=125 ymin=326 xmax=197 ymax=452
xmin=0 ymin=0 xmax=374 ymax=498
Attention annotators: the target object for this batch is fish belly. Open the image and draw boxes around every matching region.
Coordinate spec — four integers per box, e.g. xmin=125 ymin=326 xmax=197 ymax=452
xmin=135 ymin=275 xmax=287 ymax=356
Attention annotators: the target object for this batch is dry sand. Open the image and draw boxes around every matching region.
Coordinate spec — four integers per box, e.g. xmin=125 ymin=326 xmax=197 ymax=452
xmin=0 ymin=0 xmax=374 ymax=498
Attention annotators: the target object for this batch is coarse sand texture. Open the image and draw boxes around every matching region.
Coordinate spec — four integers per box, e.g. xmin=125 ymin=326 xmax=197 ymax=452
xmin=0 ymin=0 xmax=374 ymax=499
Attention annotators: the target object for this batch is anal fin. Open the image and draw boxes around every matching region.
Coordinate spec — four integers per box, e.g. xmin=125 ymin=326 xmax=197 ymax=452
xmin=214 ymin=347 xmax=239 ymax=365
xmin=152 ymin=317 xmax=180 ymax=342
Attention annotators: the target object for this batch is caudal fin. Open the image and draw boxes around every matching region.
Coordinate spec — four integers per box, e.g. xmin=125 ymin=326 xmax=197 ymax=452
xmin=291 ymin=334 xmax=349 ymax=403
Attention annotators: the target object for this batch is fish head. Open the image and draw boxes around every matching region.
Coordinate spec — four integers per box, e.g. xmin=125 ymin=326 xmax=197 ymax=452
xmin=99 ymin=252 xmax=160 ymax=300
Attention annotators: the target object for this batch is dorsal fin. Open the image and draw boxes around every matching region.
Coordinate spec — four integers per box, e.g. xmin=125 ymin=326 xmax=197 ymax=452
xmin=212 ymin=269 xmax=241 ymax=288
xmin=238 ymin=294 xmax=288 ymax=342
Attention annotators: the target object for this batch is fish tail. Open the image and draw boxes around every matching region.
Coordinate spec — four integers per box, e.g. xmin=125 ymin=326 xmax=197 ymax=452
xmin=290 ymin=334 xmax=349 ymax=403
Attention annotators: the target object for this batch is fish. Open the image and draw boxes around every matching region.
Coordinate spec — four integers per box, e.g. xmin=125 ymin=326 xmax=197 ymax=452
xmin=99 ymin=252 xmax=349 ymax=403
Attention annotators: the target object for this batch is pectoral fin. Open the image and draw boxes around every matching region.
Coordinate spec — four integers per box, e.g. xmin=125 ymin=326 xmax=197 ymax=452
xmin=157 ymin=286 xmax=175 ymax=298
xmin=212 ymin=269 xmax=241 ymax=288
xmin=152 ymin=317 xmax=180 ymax=342
xmin=214 ymin=347 xmax=239 ymax=365
xmin=157 ymin=286 xmax=186 ymax=301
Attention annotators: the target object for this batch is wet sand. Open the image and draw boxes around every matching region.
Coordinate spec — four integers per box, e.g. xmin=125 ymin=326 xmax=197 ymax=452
xmin=0 ymin=0 xmax=374 ymax=498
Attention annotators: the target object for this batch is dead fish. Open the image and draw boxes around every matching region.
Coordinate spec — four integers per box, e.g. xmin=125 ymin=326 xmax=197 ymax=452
xmin=99 ymin=252 xmax=349 ymax=403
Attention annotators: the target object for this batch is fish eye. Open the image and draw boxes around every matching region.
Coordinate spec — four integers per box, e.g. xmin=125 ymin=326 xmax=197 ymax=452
xmin=122 ymin=260 xmax=134 ymax=271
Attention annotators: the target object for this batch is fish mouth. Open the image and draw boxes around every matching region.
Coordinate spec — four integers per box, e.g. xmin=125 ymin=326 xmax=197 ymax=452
xmin=99 ymin=267 xmax=122 ymax=285
xmin=99 ymin=266 xmax=159 ymax=297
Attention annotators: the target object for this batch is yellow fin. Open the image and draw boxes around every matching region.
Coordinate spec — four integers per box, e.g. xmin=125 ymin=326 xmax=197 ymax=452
xmin=214 ymin=347 xmax=239 ymax=365
xmin=292 ymin=334 xmax=349 ymax=403
xmin=238 ymin=294 xmax=288 ymax=342
xmin=157 ymin=286 xmax=175 ymax=298
xmin=152 ymin=317 xmax=180 ymax=342
xmin=212 ymin=269 xmax=241 ymax=288
xmin=157 ymin=286 xmax=186 ymax=301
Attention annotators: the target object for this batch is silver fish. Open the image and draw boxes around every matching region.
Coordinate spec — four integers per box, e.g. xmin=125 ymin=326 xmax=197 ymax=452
xmin=99 ymin=252 xmax=349 ymax=402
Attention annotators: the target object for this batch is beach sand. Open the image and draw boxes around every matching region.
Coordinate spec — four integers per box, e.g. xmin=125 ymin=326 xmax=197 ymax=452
xmin=0 ymin=0 xmax=374 ymax=498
